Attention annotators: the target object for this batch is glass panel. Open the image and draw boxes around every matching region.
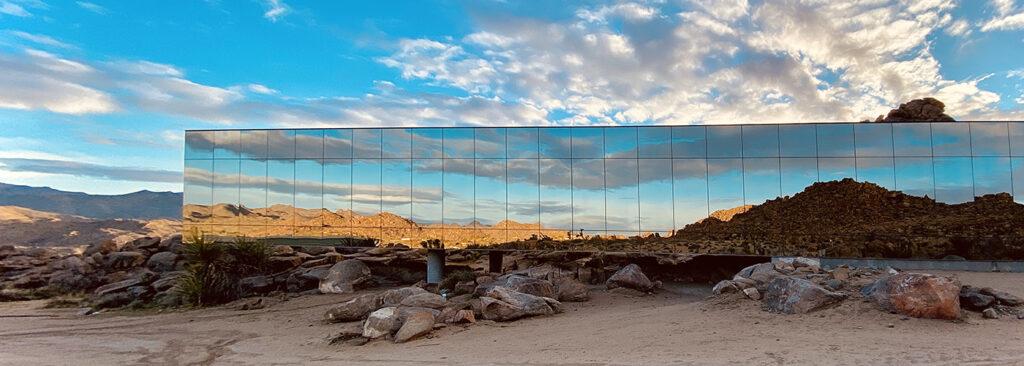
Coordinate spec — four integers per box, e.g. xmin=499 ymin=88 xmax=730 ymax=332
xmin=779 ymin=124 xmax=817 ymax=157
xmin=1013 ymin=158 xmax=1024 ymax=203
xmin=507 ymin=128 xmax=539 ymax=159
xmin=382 ymin=129 xmax=412 ymax=159
xmin=266 ymin=159 xmax=294 ymax=226
xmin=323 ymin=159 xmax=352 ymax=237
xmin=638 ymin=127 xmax=671 ymax=158
xmin=819 ymin=158 xmax=855 ymax=182
xmin=605 ymin=127 xmax=638 ymax=158
xmin=1011 ymin=123 xmax=1024 ymax=156
xmin=673 ymin=159 xmax=708 ymax=229
xmin=475 ymin=128 xmax=507 ymax=159
xmin=381 ymin=159 xmax=412 ymax=223
xmin=571 ymin=128 xmax=604 ymax=159
xmin=539 ymin=128 xmax=571 ymax=158
xmin=239 ymin=130 xmax=268 ymax=159
xmin=475 ymin=159 xmax=506 ymax=226
xmin=931 ymin=122 xmax=971 ymax=156
xmin=295 ymin=129 xmax=324 ymax=159
xmin=324 ymin=129 xmax=353 ymax=159
xmin=742 ymin=125 xmax=780 ymax=158
xmin=412 ymin=128 xmax=443 ymax=158
xmin=856 ymin=157 xmax=895 ymax=190
xmin=855 ymin=123 xmax=893 ymax=157
xmin=294 ymin=159 xmax=323 ymax=233
xmin=934 ymin=157 xmax=973 ymax=203
xmin=816 ymin=124 xmax=854 ymax=157
xmin=707 ymin=158 xmax=743 ymax=213
xmin=268 ymin=130 xmax=295 ymax=158
xmin=707 ymin=126 xmax=741 ymax=158
xmin=743 ymin=158 xmax=781 ymax=205
xmin=672 ymin=126 xmax=706 ymax=158
xmin=895 ymin=157 xmax=934 ymax=198
xmin=507 ymin=159 xmax=539 ymax=240
xmin=443 ymin=128 xmax=474 ymax=158
xmin=639 ymin=159 xmax=673 ymax=233
xmin=539 ymin=159 xmax=572 ymax=233
xmin=184 ymin=131 xmax=214 ymax=159
xmin=213 ymin=130 xmax=240 ymax=159
xmin=606 ymin=159 xmax=639 ymax=234
xmin=443 ymin=158 xmax=475 ymax=225
xmin=971 ymin=123 xmax=1009 ymax=156
xmin=239 ymin=159 xmax=267 ymax=225
xmin=572 ymin=158 xmax=605 ymax=235
xmin=352 ymin=159 xmax=381 ymax=224
xmin=973 ymin=157 xmax=1012 ymax=196
xmin=354 ymin=129 xmax=382 ymax=158
xmin=477 ymin=229 xmax=507 ymax=246
xmin=893 ymin=123 xmax=932 ymax=157
xmin=183 ymin=159 xmax=213 ymax=224
xmin=780 ymin=158 xmax=818 ymax=197
xmin=412 ymin=159 xmax=443 ymax=226
xmin=211 ymin=159 xmax=239 ymax=225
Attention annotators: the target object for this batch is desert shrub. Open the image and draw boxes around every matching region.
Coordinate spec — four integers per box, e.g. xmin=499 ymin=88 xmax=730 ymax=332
xmin=175 ymin=230 xmax=276 ymax=307
xmin=439 ymin=270 xmax=477 ymax=293
xmin=420 ymin=238 xmax=443 ymax=249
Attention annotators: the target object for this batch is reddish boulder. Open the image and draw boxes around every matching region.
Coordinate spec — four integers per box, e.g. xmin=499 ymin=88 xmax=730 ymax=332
xmin=862 ymin=273 xmax=961 ymax=320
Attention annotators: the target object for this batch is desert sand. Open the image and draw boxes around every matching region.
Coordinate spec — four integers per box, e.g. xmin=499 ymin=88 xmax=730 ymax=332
xmin=1 ymin=270 xmax=1023 ymax=365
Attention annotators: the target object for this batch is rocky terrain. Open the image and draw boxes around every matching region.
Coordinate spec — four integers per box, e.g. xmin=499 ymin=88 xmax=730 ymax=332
xmin=872 ymin=97 xmax=956 ymax=122
xmin=0 ymin=205 xmax=180 ymax=247
xmin=672 ymin=178 xmax=1024 ymax=259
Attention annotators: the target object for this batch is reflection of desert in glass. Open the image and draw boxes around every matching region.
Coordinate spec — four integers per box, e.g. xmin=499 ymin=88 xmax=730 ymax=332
xmin=184 ymin=122 xmax=1024 ymax=258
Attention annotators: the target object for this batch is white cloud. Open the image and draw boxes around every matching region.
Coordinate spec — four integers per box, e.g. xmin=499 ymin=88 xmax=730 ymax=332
xmin=263 ymin=0 xmax=288 ymax=22
xmin=982 ymin=12 xmax=1024 ymax=31
xmin=75 ymin=1 xmax=107 ymax=15
xmin=0 ymin=49 xmax=116 ymax=114
xmin=944 ymin=19 xmax=971 ymax=36
xmin=8 ymin=31 xmax=73 ymax=49
xmin=245 ymin=83 xmax=278 ymax=95
xmin=0 ymin=1 xmax=30 ymax=17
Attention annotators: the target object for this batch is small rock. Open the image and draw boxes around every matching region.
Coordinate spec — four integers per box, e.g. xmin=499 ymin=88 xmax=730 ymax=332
xmin=713 ymin=280 xmax=739 ymax=295
xmin=743 ymin=287 xmax=761 ymax=300
xmin=146 ymin=252 xmax=178 ymax=272
xmin=979 ymin=287 xmax=1023 ymax=307
xmin=105 ymin=251 xmax=147 ymax=270
xmin=825 ymin=279 xmax=844 ymax=291
xmin=363 ymin=307 xmax=399 ymax=339
xmin=394 ymin=311 xmax=434 ymax=343
xmin=94 ymin=278 xmax=143 ymax=296
xmin=982 ymin=308 xmax=999 ymax=319
xmin=553 ymin=277 xmax=590 ymax=302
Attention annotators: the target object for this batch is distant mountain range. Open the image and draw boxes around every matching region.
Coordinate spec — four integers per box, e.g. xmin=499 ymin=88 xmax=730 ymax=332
xmin=0 ymin=182 xmax=182 ymax=220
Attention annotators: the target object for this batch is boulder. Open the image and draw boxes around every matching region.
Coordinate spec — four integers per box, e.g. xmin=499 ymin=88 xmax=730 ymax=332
xmin=380 ymin=286 xmax=430 ymax=307
xmin=553 ymin=277 xmax=590 ymax=302
xmin=326 ymin=323 xmax=365 ymax=345
xmin=734 ymin=262 xmax=783 ymax=288
xmin=713 ymin=280 xmax=739 ymax=295
xmin=763 ymin=277 xmax=847 ymax=314
xmin=151 ymin=272 xmax=183 ymax=292
xmin=325 ymin=293 xmax=383 ymax=323
xmin=507 ymin=263 xmax=574 ymax=281
xmin=393 ymin=311 xmax=434 ymax=343
xmin=272 ymin=245 xmax=294 ymax=256
xmin=146 ymin=252 xmax=178 ymax=272
xmin=126 ymin=285 xmax=155 ymax=301
xmin=980 ymin=287 xmax=1023 ymax=307
xmin=94 ymin=292 xmax=132 ymax=309
xmin=268 ymin=256 xmax=304 ymax=272
xmin=982 ymin=308 xmax=1000 ymax=319
xmin=105 ymin=252 xmax=146 ymax=270
xmin=94 ymin=278 xmax=143 ymax=297
xmin=501 ymin=275 xmax=555 ymax=298
xmin=862 ymin=273 xmax=961 ymax=320
xmin=875 ymin=97 xmax=955 ymax=122
xmin=605 ymin=264 xmax=654 ymax=292
xmin=239 ymin=276 xmax=276 ymax=297
xmin=48 ymin=269 xmax=97 ymax=292
xmin=960 ymin=286 xmax=995 ymax=311
xmin=84 ymin=241 xmax=117 ymax=257
xmin=319 ymin=260 xmax=372 ymax=294
xmin=438 ymin=307 xmax=476 ymax=324
xmin=126 ymin=237 xmax=162 ymax=252
xmin=286 ymin=265 xmax=329 ymax=292
xmin=399 ymin=292 xmax=446 ymax=309
xmin=481 ymin=286 xmax=560 ymax=321
xmin=362 ymin=307 xmax=399 ymax=339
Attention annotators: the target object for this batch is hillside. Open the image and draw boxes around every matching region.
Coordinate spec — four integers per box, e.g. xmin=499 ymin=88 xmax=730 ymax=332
xmin=0 ymin=182 xmax=181 ymax=220
xmin=0 ymin=205 xmax=180 ymax=247
xmin=673 ymin=178 xmax=1024 ymax=259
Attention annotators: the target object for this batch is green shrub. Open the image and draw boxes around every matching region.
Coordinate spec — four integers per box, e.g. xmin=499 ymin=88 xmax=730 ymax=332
xmin=439 ymin=270 xmax=477 ymax=293
xmin=227 ymin=236 xmax=272 ymax=277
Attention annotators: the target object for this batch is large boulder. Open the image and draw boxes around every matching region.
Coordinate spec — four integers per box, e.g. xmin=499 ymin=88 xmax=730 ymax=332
xmin=325 ymin=293 xmax=383 ymax=323
xmin=875 ymin=97 xmax=955 ymax=122
xmin=105 ymin=252 xmax=147 ymax=270
xmin=399 ymin=292 xmax=446 ymax=309
xmin=762 ymin=277 xmax=847 ymax=314
xmin=480 ymin=286 xmax=561 ymax=321
xmin=239 ymin=276 xmax=277 ymax=297
xmin=496 ymin=275 xmax=555 ymax=298
xmin=94 ymin=278 xmax=143 ymax=297
xmin=319 ymin=260 xmax=372 ymax=294
xmin=959 ymin=286 xmax=995 ymax=311
xmin=862 ymin=273 xmax=961 ymax=320
xmin=380 ymin=286 xmax=430 ymax=307
xmin=605 ymin=264 xmax=654 ymax=292
xmin=734 ymin=262 xmax=783 ymax=288
xmin=393 ymin=311 xmax=434 ymax=343
xmin=146 ymin=252 xmax=178 ymax=272
xmin=552 ymin=277 xmax=590 ymax=302
xmin=363 ymin=307 xmax=400 ymax=339
xmin=287 ymin=265 xmax=329 ymax=292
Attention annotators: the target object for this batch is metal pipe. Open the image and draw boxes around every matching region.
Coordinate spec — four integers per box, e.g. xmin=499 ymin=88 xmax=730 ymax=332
xmin=426 ymin=249 xmax=445 ymax=284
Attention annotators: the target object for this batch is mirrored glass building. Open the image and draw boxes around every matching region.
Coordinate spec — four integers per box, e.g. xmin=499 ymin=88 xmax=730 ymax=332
xmin=183 ymin=122 xmax=1024 ymax=256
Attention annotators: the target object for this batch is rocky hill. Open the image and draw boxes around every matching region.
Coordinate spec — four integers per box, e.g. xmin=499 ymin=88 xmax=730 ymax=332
xmin=0 ymin=182 xmax=181 ymax=220
xmin=0 ymin=205 xmax=179 ymax=247
xmin=673 ymin=179 xmax=1024 ymax=259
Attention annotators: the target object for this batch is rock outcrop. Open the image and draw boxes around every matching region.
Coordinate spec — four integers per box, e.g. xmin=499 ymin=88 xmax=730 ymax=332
xmin=862 ymin=273 xmax=961 ymax=320
xmin=874 ymin=97 xmax=955 ymax=122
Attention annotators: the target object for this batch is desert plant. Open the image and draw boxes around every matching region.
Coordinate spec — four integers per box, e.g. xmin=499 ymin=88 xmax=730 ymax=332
xmin=175 ymin=229 xmax=234 ymax=306
xmin=439 ymin=270 xmax=477 ymax=293
xmin=227 ymin=236 xmax=272 ymax=277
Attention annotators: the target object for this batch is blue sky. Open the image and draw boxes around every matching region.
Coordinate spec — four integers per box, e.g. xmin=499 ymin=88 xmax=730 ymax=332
xmin=1 ymin=0 xmax=1023 ymax=194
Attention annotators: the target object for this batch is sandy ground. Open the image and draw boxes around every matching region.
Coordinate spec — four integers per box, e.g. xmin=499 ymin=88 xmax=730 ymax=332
xmin=1 ymin=270 xmax=1023 ymax=366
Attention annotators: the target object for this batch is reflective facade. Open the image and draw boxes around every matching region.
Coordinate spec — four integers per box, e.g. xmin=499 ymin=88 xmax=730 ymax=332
xmin=184 ymin=122 xmax=1024 ymax=249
